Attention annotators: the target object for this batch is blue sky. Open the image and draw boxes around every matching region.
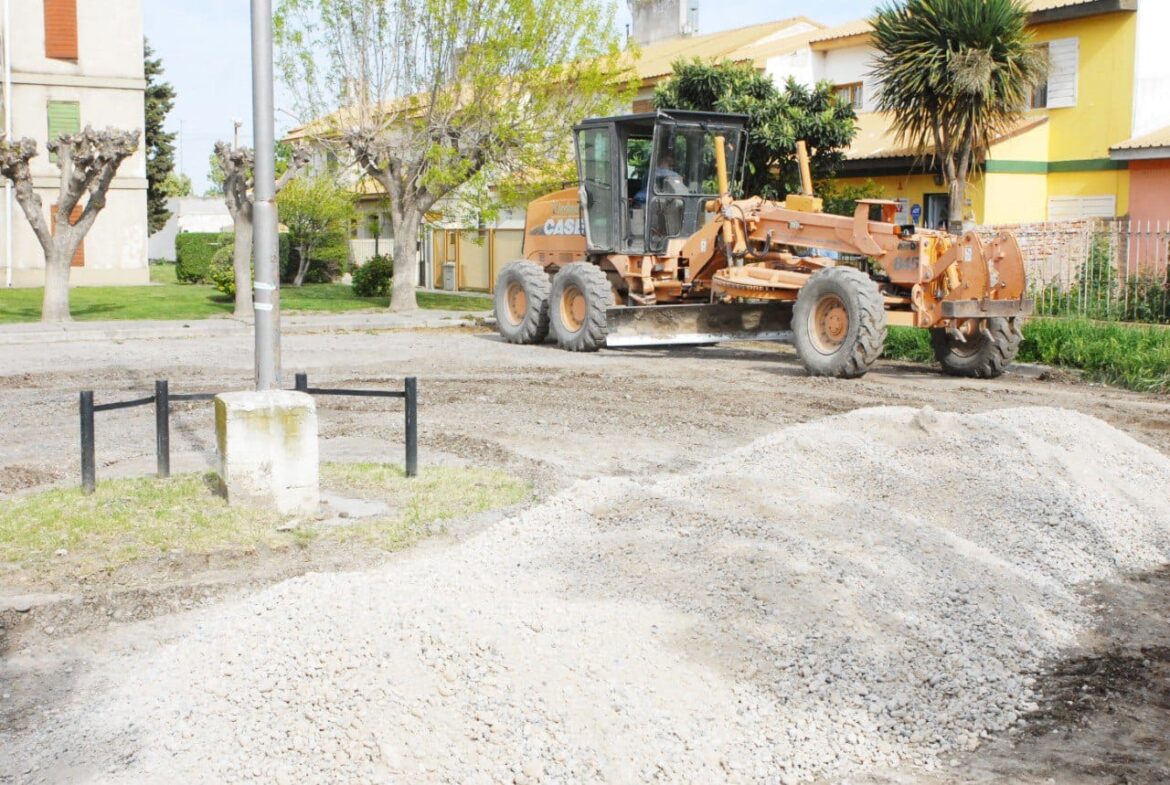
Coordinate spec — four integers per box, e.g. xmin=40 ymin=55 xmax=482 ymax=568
xmin=144 ymin=0 xmax=879 ymax=194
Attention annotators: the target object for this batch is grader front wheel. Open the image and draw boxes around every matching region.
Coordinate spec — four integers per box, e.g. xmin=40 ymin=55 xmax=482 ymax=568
xmin=550 ymin=262 xmax=613 ymax=352
xmin=931 ymin=318 xmax=1022 ymax=379
xmin=793 ymin=266 xmax=888 ymax=378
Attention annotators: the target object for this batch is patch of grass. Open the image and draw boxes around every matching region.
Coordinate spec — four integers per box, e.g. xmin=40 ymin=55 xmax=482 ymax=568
xmin=415 ymin=291 xmax=494 ymax=311
xmin=150 ymin=262 xmax=179 ymax=284
xmin=0 ymin=474 xmax=285 ymax=571
xmin=883 ymin=320 xmax=1170 ymax=394
xmin=0 ymin=464 xmax=529 ymax=574
xmin=0 ymin=281 xmax=492 ymax=324
xmin=320 ymin=463 xmax=530 ymax=548
xmin=1021 ymin=319 xmax=1170 ymax=394
xmin=883 ymin=326 xmax=934 ymax=364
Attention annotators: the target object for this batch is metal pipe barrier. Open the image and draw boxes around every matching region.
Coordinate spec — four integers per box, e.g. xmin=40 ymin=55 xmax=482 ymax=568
xmin=78 ymin=377 xmax=418 ymax=492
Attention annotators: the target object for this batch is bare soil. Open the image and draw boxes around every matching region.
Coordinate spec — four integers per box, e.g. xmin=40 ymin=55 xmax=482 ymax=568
xmin=2 ymin=322 xmax=1169 ymax=783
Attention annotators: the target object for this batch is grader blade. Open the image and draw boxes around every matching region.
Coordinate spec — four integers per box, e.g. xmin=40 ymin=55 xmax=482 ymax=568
xmin=605 ymin=302 xmax=793 ymax=348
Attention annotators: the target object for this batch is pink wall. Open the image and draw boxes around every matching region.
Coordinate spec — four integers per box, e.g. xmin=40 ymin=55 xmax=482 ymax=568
xmin=1129 ymin=159 xmax=1170 ymax=224
xmin=1125 ymin=159 xmax=1170 ymax=276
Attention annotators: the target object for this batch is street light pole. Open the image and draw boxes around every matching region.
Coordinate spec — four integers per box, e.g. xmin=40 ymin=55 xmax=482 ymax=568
xmin=250 ymin=0 xmax=280 ymax=390
xmin=4 ymin=0 xmax=13 ymax=289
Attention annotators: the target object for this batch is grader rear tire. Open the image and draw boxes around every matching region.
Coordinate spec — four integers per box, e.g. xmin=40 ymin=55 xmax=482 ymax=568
xmin=494 ymin=260 xmax=550 ymax=345
xmin=550 ymin=262 xmax=613 ymax=352
xmin=931 ymin=318 xmax=1022 ymax=379
xmin=793 ymin=266 xmax=887 ymax=379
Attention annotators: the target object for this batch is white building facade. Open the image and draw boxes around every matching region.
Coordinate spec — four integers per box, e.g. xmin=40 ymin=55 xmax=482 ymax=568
xmin=147 ymin=197 xmax=232 ymax=262
xmin=1 ymin=0 xmax=148 ymax=287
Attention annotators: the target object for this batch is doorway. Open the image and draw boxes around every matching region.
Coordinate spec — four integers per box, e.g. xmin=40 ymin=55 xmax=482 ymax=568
xmin=924 ymin=193 xmax=951 ymax=231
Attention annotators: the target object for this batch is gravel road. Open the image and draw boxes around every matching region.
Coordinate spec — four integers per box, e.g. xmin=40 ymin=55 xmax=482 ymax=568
xmin=2 ymin=321 xmax=1170 ymax=784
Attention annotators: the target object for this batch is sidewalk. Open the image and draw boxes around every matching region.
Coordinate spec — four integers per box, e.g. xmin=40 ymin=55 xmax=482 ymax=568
xmin=0 ymin=308 xmax=488 ymax=346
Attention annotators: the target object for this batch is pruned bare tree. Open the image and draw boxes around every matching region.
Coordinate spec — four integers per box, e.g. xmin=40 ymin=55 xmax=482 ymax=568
xmin=276 ymin=0 xmax=633 ymax=312
xmin=213 ymin=141 xmax=309 ymax=317
xmin=0 ymin=128 xmax=139 ymax=322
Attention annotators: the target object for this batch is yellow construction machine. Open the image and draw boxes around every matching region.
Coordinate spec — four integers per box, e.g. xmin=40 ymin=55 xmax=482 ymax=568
xmin=494 ymin=110 xmax=1033 ymax=378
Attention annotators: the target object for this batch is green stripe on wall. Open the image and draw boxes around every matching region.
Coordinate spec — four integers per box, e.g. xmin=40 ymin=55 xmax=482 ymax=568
xmin=982 ymin=160 xmax=1047 ymax=174
xmin=984 ymin=158 xmax=1128 ymax=174
xmin=1048 ymin=159 xmax=1128 ymax=173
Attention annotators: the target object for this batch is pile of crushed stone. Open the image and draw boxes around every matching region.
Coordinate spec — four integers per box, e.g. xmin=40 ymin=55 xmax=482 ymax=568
xmin=9 ymin=406 xmax=1170 ymax=785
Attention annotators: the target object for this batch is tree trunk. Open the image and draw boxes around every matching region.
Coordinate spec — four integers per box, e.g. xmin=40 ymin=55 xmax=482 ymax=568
xmin=41 ymin=246 xmax=73 ymax=322
xmin=232 ymin=218 xmax=254 ymax=318
xmin=948 ymin=159 xmax=964 ymax=228
xmin=293 ymin=243 xmax=312 ymax=287
xmin=389 ymin=209 xmax=420 ymax=312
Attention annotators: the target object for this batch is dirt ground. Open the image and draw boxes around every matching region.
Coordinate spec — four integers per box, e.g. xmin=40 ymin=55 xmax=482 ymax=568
xmin=2 ymin=321 xmax=1169 ymax=783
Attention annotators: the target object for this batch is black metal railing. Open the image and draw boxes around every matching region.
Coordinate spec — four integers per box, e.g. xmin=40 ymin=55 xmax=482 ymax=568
xmin=79 ymin=375 xmax=418 ymax=493
xmin=294 ymin=373 xmax=417 ymax=478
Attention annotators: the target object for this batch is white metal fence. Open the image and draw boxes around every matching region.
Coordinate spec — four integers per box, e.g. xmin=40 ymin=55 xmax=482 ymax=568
xmin=350 ymin=238 xmax=390 ymax=266
xmin=986 ymin=218 xmax=1170 ymax=324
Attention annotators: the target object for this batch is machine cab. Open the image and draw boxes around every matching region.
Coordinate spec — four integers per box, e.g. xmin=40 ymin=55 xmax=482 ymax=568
xmin=574 ymin=110 xmax=748 ymax=256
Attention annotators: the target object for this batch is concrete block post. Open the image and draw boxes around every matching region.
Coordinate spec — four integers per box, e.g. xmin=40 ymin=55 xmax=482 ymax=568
xmin=215 ymin=390 xmax=319 ymax=515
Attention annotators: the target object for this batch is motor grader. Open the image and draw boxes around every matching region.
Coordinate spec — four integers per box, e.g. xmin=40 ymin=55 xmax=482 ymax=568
xmin=493 ymin=110 xmax=1033 ymax=378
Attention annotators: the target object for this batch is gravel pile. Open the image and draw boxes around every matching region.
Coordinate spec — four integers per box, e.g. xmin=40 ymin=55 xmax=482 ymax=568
xmin=13 ymin=406 xmax=1170 ymax=785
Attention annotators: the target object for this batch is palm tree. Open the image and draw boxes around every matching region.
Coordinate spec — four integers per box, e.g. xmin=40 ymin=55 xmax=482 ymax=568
xmin=870 ymin=0 xmax=1045 ymax=228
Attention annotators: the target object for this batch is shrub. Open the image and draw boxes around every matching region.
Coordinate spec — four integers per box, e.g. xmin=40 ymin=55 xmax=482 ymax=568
xmin=283 ymin=230 xmax=349 ymax=284
xmin=177 ymin=232 xmax=292 ymax=285
xmin=175 ymin=232 xmax=231 ymax=283
xmin=820 ymin=179 xmax=886 ymax=218
xmin=207 ymin=245 xmax=240 ymax=298
xmin=352 ymin=254 xmax=394 ymax=298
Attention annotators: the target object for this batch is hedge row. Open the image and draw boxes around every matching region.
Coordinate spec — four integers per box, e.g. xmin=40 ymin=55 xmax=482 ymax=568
xmin=175 ymin=233 xmax=293 ymax=284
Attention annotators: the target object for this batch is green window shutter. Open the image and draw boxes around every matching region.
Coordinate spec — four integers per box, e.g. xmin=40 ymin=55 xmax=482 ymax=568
xmin=47 ymin=101 xmax=81 ymax=162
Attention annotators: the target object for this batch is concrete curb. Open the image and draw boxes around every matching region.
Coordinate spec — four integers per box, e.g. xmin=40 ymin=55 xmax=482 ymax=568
xmin=0 ymin=309 xmax=490 ymax=346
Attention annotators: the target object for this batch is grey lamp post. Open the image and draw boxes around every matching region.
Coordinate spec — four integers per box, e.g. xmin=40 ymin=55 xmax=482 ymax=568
xmin=250 ymin=0 xmax=280 ymax=390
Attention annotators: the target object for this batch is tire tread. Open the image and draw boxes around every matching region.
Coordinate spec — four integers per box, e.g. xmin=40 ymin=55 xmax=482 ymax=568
xmin=551 ymin=262 xmax=612 ymax=352
xmin=932 ymin=318 xmax=1022 ymax=379
xmin=494 ymin=260 xmax=550 ymax=345
xmin=793 ymin=266 xmax=887 ymax=379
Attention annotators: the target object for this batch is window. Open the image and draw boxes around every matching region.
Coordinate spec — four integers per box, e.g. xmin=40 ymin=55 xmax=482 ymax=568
xmin=43 ymin=0 xmax=79 ymax=61
xmin=834 ymin=82 xmax=864 ymax=111
xmin=1047 ymin=195 xmax=1116 ymax=221
xmin=632 ymin=99 xmax=653 ymax=114
xmin=1030 ymin=38 xmax=1078 ymax=109
xmin=652 ymin=126 xmax=742 ymax=198
xmin=47 ymin=101 xmax=80 ymax=162
xmin=577 ymin=127 xmax=613 ymax=249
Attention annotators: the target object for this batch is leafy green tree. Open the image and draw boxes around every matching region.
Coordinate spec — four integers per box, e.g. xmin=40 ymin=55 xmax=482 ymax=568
xmin=144 ymin=42 xmax=178 ymax=232
xmin=277 ymin=173 xmax=356 ymax=287
xmin=161 ymin=172 xmax=193 ymax=198
xmin=871 ymin=0 xmax=1045 ymax=227
xmin=653 ymin=60 xmax=858 ymax=199
xmin=820 ymin=179 xmax=886 ymax=217
xmin=275 ymin=0 xmax=632 ymax=311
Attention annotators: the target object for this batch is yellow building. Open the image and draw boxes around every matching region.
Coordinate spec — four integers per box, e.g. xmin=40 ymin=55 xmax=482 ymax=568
xmin=810 ymin=0 xmax=1169 ymax=227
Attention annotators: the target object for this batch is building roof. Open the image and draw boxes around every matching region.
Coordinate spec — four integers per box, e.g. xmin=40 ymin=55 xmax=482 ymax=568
xmin=809 ymin=0 xmax=1133 ymax=50
xmin=845 ymin=113 xmax=1049 ymax=161
xmin=809 ymin=19 xmax=872 ymax=48
xmin=1027 ymin=0 xmax=1135 ymax=14
xmin=1110 ymin=124 xmax=1170 ymax=159
xmin=632 ymin=17 xmax=823 ymax=82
